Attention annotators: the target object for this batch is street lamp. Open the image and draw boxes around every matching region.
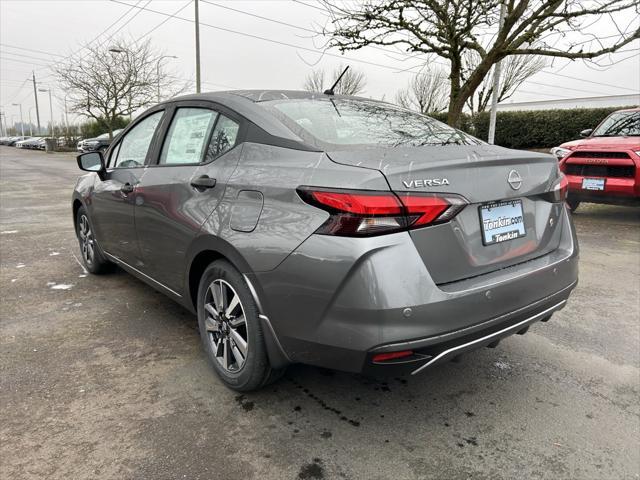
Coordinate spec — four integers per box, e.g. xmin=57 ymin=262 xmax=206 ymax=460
xmin=28 ymin=107 xmax=36 ymax=136
xmin=157 ymin=55 xmax=178 ymax=103
xmin=38 ymin=88 xmax=55 ymax=137
xmin=11 ymin=103 xmax=24 ymax=137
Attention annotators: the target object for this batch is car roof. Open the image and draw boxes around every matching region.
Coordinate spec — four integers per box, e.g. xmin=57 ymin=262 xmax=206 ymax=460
xmin=614 ymin=107 xmax=640 ymax=113
xmin=161 ymin=90 xmax=383 ymax=143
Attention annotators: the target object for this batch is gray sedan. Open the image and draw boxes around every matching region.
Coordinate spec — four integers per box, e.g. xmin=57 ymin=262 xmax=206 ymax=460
xmin=73 ymin=90 xmax=578 ymax=391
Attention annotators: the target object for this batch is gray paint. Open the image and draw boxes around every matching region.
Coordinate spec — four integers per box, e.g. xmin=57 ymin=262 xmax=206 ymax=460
xmin=73 ymin=91 xmax=579 ymax=376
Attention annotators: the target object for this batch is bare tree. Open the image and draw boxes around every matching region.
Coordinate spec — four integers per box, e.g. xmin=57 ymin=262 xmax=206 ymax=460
xmin=466 ymin=54 xmax=546 ymax=113
xmin=395 ymin=67 xmax=449 ymax=114
xmin=303 ymin=64 xmax=367 ymax=95
xmin=322 ymin=1 xmax=640 ymax=126
xmin=56 ymin=38 xmax=188 ymax=138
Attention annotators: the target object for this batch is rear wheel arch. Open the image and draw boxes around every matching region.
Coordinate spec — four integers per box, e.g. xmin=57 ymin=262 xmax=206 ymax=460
xmin=186 ymin=236 xmax=255 ymax=312
xmin=186 ymin=238 xmax=291 ymax=370
xmin=72 ymin=198 xmax=83 ymax=228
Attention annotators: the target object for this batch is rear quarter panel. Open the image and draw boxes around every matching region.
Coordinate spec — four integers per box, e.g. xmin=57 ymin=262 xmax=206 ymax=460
xmin=198 ymin=142 xmax=390 ymax=273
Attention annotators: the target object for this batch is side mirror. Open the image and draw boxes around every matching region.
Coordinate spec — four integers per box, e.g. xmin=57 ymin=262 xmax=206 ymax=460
xmin=77 ymin=151 xmax=105 ymax=174
xmin=579 ymin=129 xmax=593 ymax=138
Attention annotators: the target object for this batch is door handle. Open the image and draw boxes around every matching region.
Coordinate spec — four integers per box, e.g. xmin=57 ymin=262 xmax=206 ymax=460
xmin=190 ymin=175 xmax=217 ymax=190
xmin=121 ymin=183 xmax=134 ymax=194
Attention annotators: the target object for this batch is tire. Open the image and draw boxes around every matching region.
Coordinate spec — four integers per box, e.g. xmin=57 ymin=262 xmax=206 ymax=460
xmin=197 ymin=260 xmax=283 ymax=391
xmin=75 ymin=206 xmax=112 ymax=274
xmin=566 ymin=198 xmax=581 ymax=213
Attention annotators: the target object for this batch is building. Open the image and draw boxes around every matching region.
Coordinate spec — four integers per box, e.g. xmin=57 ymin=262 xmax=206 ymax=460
xmin=497 ymin=94 xmax=640 ymax=111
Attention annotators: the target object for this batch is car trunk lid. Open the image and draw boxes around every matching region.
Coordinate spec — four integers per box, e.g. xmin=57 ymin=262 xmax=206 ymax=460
xmin=327 ymin=144 xmax=565 ymax=284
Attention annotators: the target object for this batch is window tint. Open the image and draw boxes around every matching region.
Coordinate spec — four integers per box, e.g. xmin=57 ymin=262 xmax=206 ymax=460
xmin=205 ymin=114 xmax=240 ymax=160
xmin=160 ymin=108 xmax=218 ymax=165
xmin=112 ymin=111 xmax=163 ymax=168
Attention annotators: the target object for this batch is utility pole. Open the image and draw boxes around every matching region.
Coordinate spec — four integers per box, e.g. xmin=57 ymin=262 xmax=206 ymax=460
xmin=488 ymin=1 xmax=506 ymax=145
xmin=12 ymin=103 xmax=25 ymax=137
xmin=32 ymin=72 xmax=41 ymax=134
xmin=194 ymin=0 xmax=201 ymax=93
xmin=28 ymin=107 xmax=35 ymax=136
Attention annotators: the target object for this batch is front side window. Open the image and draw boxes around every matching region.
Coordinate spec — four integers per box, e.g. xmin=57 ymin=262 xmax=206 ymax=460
xmin=160 ymin=108 xmax=218 ymax=165
xmin=112 ymin=111 xmax=163 ymax=168
xmin=206 ymin=114 xmax=240 ymax=160
xmin=262 ymin=98 xmax=481 ymax=149
xmin=592 ymin=111 xmax=640 ymax=137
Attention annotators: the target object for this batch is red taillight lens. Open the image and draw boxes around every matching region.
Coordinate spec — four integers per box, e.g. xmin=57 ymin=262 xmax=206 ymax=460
xmin=298 ymin=187 xmax=467 ymax=236
xmin=550 ymin=174 xmax=569 ymax=203
xmin=559 ymin=174 xmax=569 ymax=202
xmin=309 ymin=191 xmax=402 ymax=216
xmin=372 ymin=350 xmax=414 ymax=363
xmin=398 ymin=193 xmax=461 ymax=227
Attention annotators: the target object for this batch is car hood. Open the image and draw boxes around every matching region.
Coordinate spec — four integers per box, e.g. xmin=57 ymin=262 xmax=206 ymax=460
xmin=560 ymin=136 xmax=640 ymax=150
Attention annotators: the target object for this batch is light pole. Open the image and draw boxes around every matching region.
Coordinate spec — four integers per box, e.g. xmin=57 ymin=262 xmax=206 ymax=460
xmin=28 ymin=107 xmax=36 ymax=136
xmin=195 ymin=0 xmax=201 ymax=93
xmin=108 ymin=48 xmax=133 ymax=121
xmin=63 ymin=94 xmax=70 ymax=137
xmin=38 ymin=88 xmax=55 ymax=137
xmin=156 ymin=55 xmax=178 ymax=103
xmin=488 ymin=1 xmax=506 ymax=145
xmin=11 ymin=103 xmax=24 ymax=137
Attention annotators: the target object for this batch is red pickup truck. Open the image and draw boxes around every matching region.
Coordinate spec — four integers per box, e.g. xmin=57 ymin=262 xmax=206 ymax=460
xmin=551 ymin=107 xmax=639 ymax=212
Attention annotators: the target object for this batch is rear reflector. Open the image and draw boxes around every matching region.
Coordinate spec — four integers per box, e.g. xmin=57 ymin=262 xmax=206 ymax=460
xmin=298 ymin=187 xmax=467 ymax=236
xmin=372 ymin=350 xmax=414 ymax=363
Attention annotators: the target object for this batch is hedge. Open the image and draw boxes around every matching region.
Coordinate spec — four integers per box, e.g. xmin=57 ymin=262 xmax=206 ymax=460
xmin=430 ymin=106 xmax=635 ymax=149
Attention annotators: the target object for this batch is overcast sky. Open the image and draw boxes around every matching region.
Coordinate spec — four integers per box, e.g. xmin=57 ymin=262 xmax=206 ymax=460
xmin=1 ymin=0 xmax=639 ymax=128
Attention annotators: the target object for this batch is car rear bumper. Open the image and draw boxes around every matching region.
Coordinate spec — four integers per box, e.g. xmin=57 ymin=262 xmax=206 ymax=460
xmin=256 ymin=205 xmax=579 ymax=375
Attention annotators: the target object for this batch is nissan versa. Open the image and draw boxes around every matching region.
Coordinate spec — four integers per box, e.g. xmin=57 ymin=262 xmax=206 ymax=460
xmin=72 ymin=90 xmax=578 ymax=391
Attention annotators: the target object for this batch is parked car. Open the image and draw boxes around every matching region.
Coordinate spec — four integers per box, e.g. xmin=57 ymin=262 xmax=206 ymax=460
xmin=551 ymin=107 xmax=639 ymax=211
xmin=73 ymin=91 xmax=578 ymax=391
xmin=77 ymin=130 xmax=123 ymax=153
xmin=4 ymin=136 xmax=30 ymax=146
xmin=16 ymin=137 xmax=46 ymax=150
xmin=15 ymin=137 xmax=34 ymax=148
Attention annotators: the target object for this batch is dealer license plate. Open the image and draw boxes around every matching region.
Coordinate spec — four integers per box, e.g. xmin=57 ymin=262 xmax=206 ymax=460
xmin=582 ymin=178 xmax=605 ymax=191
xmin=479 ymin=199 xmax=526 ymax=245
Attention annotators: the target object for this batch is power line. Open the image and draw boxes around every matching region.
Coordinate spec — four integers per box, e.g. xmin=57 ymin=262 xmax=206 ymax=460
xmin=201 ymin=0 xmax=638 ymax=95
xmin=109 ymin=0 xmax=426 ymax=74
xmin=2 ymin=50 xmax=58 ymax=65
xmin=138 ymin=0 xmax=193 ymax=40
xmin=0 ymin=56 xmax=52 ymax=69
xmin=0 ymin=43 xmax=66 ymax=59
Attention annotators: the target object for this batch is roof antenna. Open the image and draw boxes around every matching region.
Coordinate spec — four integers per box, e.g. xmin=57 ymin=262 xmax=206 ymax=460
xmin=324 ymin=66 xmax=349 ymax=95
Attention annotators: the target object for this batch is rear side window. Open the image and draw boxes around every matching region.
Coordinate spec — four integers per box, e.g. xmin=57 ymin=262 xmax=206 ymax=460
xmin=160 ymin=108 xmax=218 ymax=165
xmin=112 ymin=111 xmax=163 ymax=168
xmin=205 ymin=114 xmax=240 ymax=161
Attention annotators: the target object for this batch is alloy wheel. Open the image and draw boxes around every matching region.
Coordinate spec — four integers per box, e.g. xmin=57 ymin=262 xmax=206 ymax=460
xmin=204 ymin=279 xmax=249 ymax=372
xmin=78 ymin=214 xmax=95 ymax=265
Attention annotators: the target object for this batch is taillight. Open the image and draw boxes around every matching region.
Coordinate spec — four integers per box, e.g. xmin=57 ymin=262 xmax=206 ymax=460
xmin=551 ymin=174 xmax=569 ymax=203
xmin=297 ymin=187 xmax=467 ymax=236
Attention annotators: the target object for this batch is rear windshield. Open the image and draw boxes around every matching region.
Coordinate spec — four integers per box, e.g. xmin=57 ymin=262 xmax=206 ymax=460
xmin=592 ymin=111 xmax=639 ymax=137
xmin=262 ymin=98 xmax=482 ymax=148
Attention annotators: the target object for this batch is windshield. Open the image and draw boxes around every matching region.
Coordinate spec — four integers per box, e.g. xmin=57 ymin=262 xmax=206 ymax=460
xmin=592 ymin=111 xmax=639 ymax=137
xmin=263 ymin=98 xmax=482 ymax=148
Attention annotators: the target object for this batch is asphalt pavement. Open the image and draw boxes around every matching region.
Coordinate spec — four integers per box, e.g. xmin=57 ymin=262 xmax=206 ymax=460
xmin=1 ymin=146 xmax=638 ymax=480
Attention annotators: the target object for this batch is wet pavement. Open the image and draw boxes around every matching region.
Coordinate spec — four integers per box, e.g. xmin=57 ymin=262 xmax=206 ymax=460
xmin=1 ymin=146 xmax=639 ymax=479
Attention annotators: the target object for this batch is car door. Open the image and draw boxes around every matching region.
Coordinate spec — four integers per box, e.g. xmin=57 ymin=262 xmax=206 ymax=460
xmin=90 ymin=110 xmax=165 ymax=266
xmin=134 ymin=103 xmax=244 ymax=292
